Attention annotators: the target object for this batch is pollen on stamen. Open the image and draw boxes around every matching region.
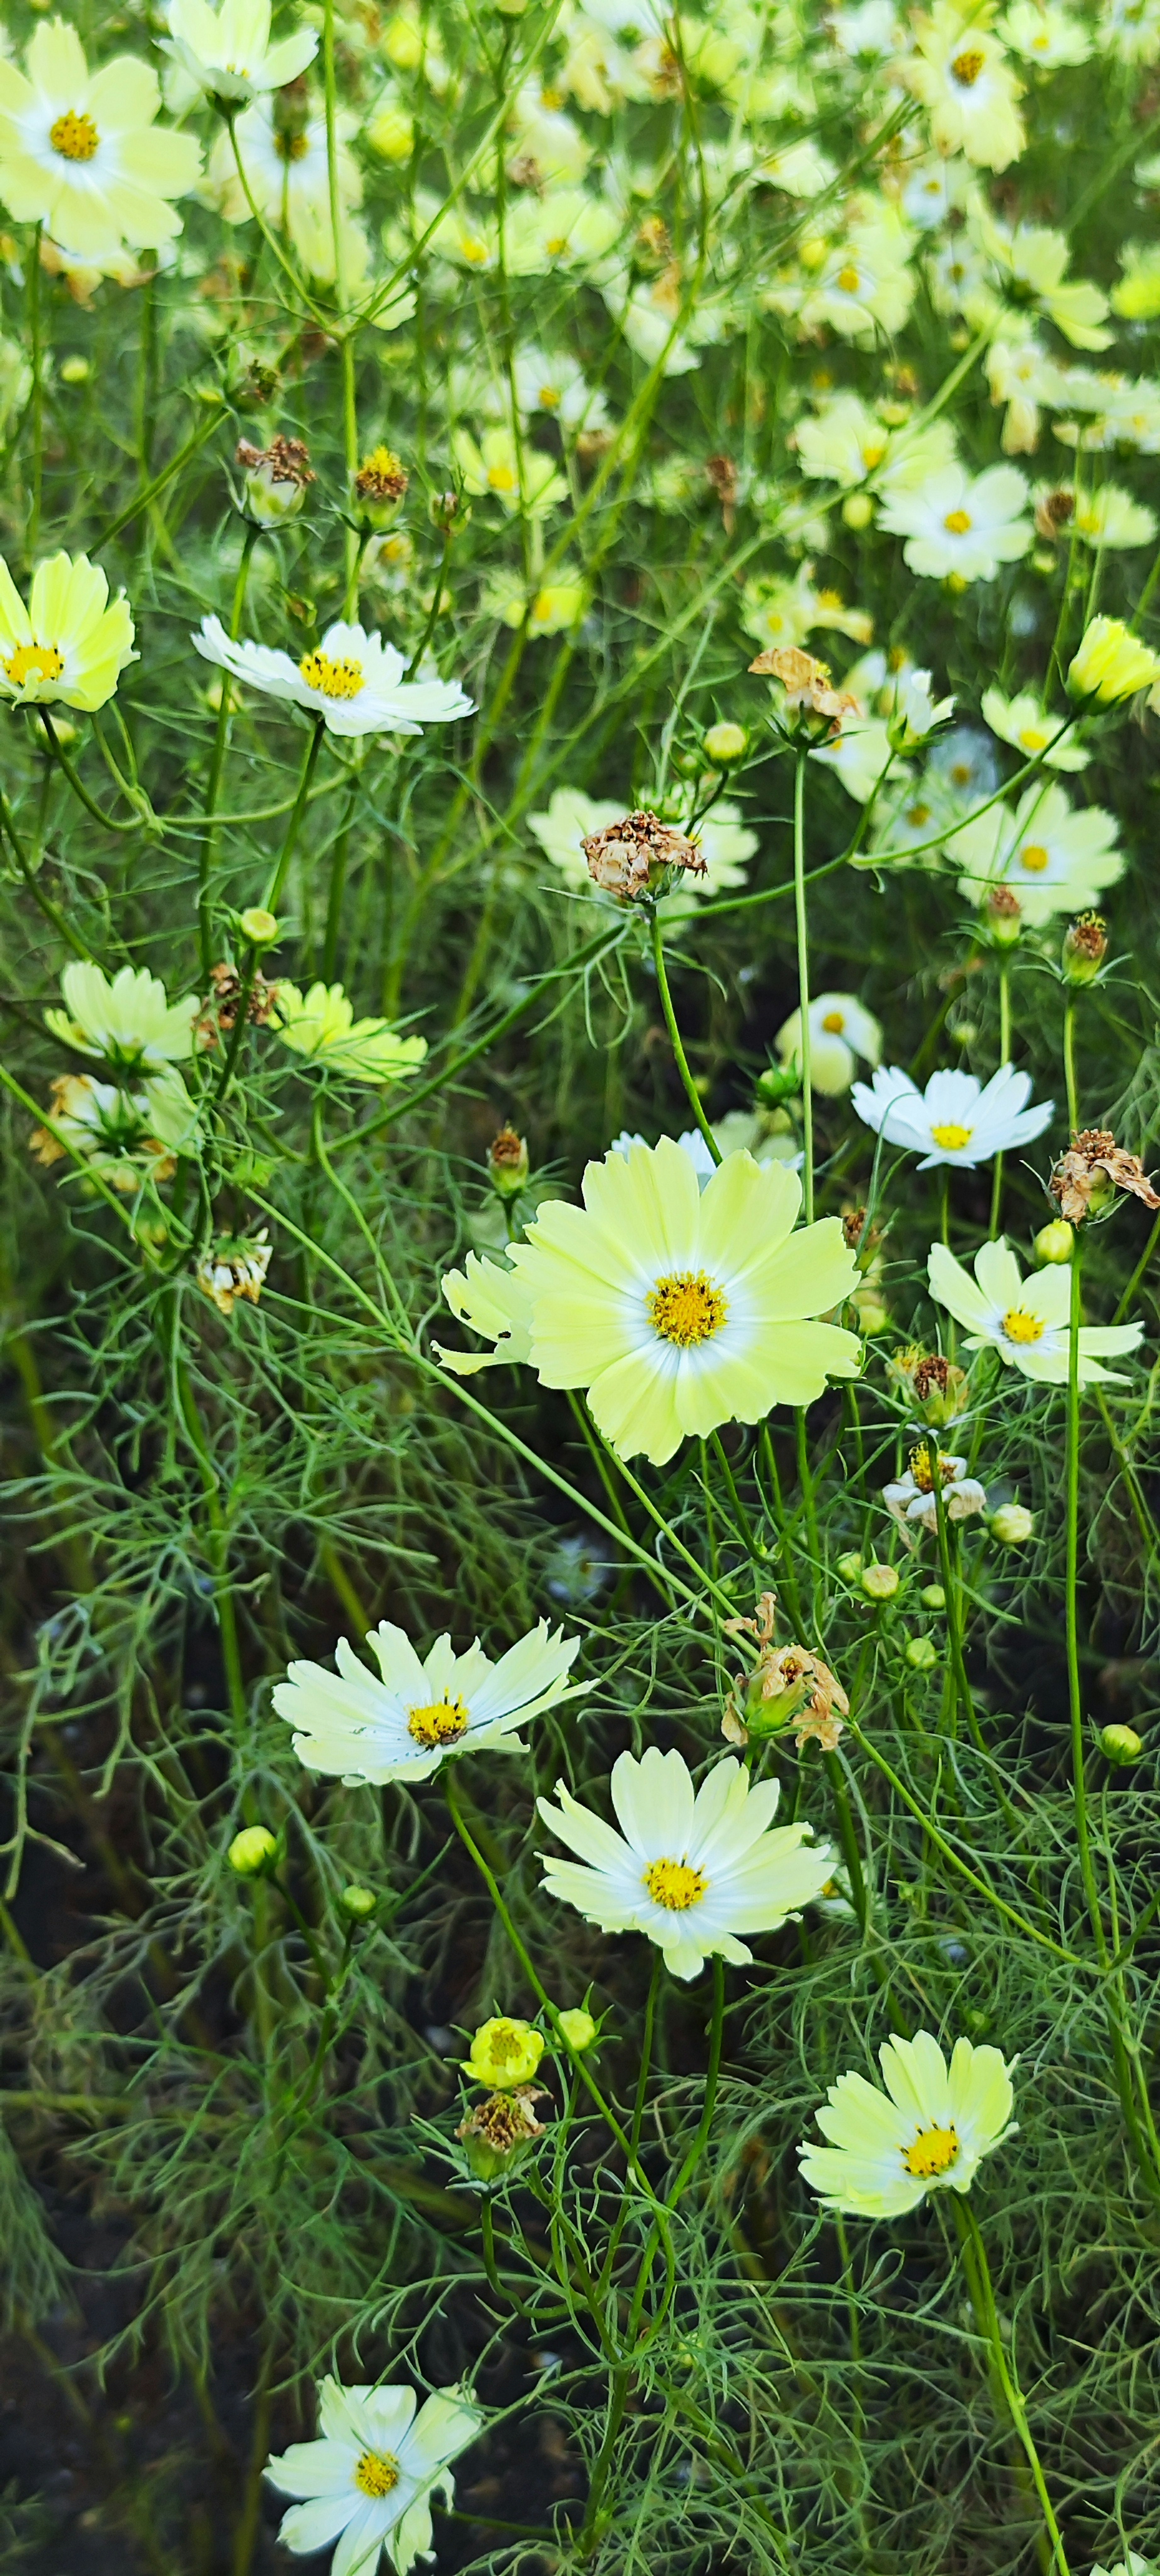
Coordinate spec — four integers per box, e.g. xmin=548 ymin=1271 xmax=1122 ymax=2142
xmin=647 ymin=1271 xmax=728 ymax=1348
xmin=902 ymin=2121 xmax=960 ymax=2179
xmin=299 ymin=650 xmax=365 ymax=700
xmin=355 ymin=2450 xmax=401 ymax=2499
xmin=406 ymin=1695 xmax=470 ymax=1748
xmin=643 ymin=1856 xmax=709 ymax=1911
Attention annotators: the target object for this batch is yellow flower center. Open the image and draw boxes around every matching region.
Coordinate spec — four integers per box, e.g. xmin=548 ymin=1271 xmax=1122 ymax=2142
xmin=944 ymin=508 xmax=973 ymax=535
xmin=647 ymin=1270 xmax=728 ymax=1348
xmin=461 ymin=235 xmax=490 ymax=263
xmin=1002 ymin=1307 xmax=1045 ymax=1345
xmin=482 ymin=2022 xmax=524 ymax=2068
xmin=643 ymin=1856 xmax=708 ymax=1910
xmin=929 ymin=1121 xmax=973 ymax=1151
xmin=50 ymin=109 xmax=99 ymax=161
xmin=538 ymin=385 xmax=561 ymax=408
xmin=821 ymin=1009 xmax=845 ymax=1032
xmin=906 ymin=802 xmax=932 ymax=828
xmin=836 ymin=264 xmax=861 ymax=294
xmin=902 ymin=2121 xmax=960 ymax=2179
xmin=545 ymin=233 xmax=569 ymax=255
xmin=488 ymin=464 xmax=517 ymax=492
xmin=1018 ymin=842 xmax=1050 ymax=873
xmin=4 ymin=641 xmax=64 ymax=687
xmin=276 ymin=128 xmax=310 ymax=160
xmin=1017 ymin=725 xmax=1048 ymax=752
xmin=355 ymin=2450 xmax=401 ymax=2499
xmin=406 ymin=1695 xmax=469 ymax=1748
xmin=950 ymin=47 xmax=985 ymax=83
xmin=908 ymin=1445 xmax=956 ymax=1493
xmin=299 ymin=650 xmax=364 ymax=699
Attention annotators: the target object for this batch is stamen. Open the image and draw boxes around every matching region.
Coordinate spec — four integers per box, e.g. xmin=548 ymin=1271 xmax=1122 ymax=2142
xmin=643 ymin=1856 xmax=708 ymax=1911
xmin=950 ymin=47 xmax=985 ymax=82
xmin=299 ymin=650 xmax=365 ymax=700
xmin=929 ymin=1121 xmax=973 ymax=1151
xmin=647 ymin=1271 xmax=728 ymax=1349
xmin=1002 ymin=1307 xmax=1045 ymax=1345
xmin=1018 ymin=843 xmax=1050 ymax=873
xmin=902 ymin=2121 xmax=959 ymax=2178
xmin=50 ymin=109 xmax=99 ymax=160
xmin=5 ymin=642 xmax=64 ymax=687
xmin=406 ymin=1695 xmax=469 ymax=1748
xmin=355 ymin=2450 xmax=400 ymax=2499
xmin=943 ymin=508 xmax=973 ymax=535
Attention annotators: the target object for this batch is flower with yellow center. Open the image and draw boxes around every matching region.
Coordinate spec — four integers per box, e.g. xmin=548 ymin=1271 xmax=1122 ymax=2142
xmin=193 ymin=614 xmax=474 ymax=739
xmin=775 ymin=991 xmax=882 ymax=1095
xmin=880 ymin=464 xmax=1033 ymax=584
xmin=884 ymin=1449 xmax=988 ymax=1534
xmin=851 ymin=1064 xmax=1053 ymax=1170
xmin=163 ymin=0 xmax=318 ymax=107
xmin=906 ymin=1 xmax=1026 ymax=168
xmin=498 ymin=1138 xmax=860 ymax=1467
xmin=0 ymin=18 xmax=202 ymax=257
xmin=265 ymin=2373 xmax=482 ymax=2575
xmin=538 ymin=1744 xmax=836 ymax=1982
xmin=466 ymin=2016 xmax=545 ymax=2089
xmin=274 ymin=1618 xmax=586 ymax=1785
xmin=928 ymin=1235 xmax=1143 ymax=1383
xmin=799 ymin=2029 xmax=1017 ymax=2218
xmin=272 ymin=981 xmax=427 ymax=1087
xmin=0 ymin=551 xmax=135 ymax=713
xmin=953 ymin=779 xmax=1123 ymax=924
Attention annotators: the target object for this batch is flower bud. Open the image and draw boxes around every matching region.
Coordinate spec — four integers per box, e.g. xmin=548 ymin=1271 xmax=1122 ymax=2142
xmin=860 ymin=1561 xmax=900 ymax=1602
xmin=466 ymin=2016 xmax=545 ymax=2090
xmin=990 ymin=1503 xmax=1034 ymax=1546
xmin=238 ymin=906 xmax=280 ymax=947
xmin=430 ymin=487 xmax=471 ymax=536
xmin=228 ymin=1825 xmax=277 ymax=1877
xmin=919 ymin=1582 xmax=946 ymax=1611
xmin=703 ymin=721 xmax=748 ymax=767
xmin=353 ymin=444 xmax=409 ymax=529
xmin=1062 ymin=912 xmax=1107 ymax=985
xmin=1034 ymin=1219 xmax=1074 ymax=1265
xmin=455 ymin=2085 xmax=547 ymax=2182
xmin=340 ymin=1883 xmax=377 ymax=1918
xmin=235 ymin=434 xmax=314 ymax=526
xmin=487 ymin=1124 xmax=529 ymax=1199
xmin=905 ymin=1635 xmax=938 ymax=1672
xmin=60 ymin=354 xmax=90 ymax=385
xmin=755 ymin=1060 xmax=803 ymax=1111
xmin=1100 ymin=1723 xmax=1144 ymax=1765
xmin=984 ymin=885 xmax=1023 ymax=948
xmin=556 ymin=2007 xmax=598 ymax=2052
xmin=1067 ymin=614 xmax=1160 ymax=704
xmin=836 ymin=1550 xmax=863 ymax=1582
xmin=842 ymin=491 xmax=874 ymax=531
xmin=367 ymin=102 xmax=414 ymax=162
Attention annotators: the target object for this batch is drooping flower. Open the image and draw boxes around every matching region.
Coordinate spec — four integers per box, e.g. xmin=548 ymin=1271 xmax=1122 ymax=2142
xmin=0 ymin=551 xmax=135 ymax=712
xmin=721 ymin=1591 xmax=850 ymax=1751
xmin=265 ymin=2376 xmax=482 ymax=2576
xmin=272 ymin=983 xmax=427 ymax=1086
xmin=30 ymin=1069 xmax=198 ymax=1189
xmin=435 ymin=1251 xmax=535 ymax=1376
xmin=273 ymin=1619 xmax=584 ymax=1785
xmin=193 ymin=615 xmax=474 ymax=738
xmin=537 ymin=1744 xmax=835 ymax=1981
xmin=850 ymin=1064 xmax=1053 ymax=1169
xmin=884 ymin=1447 xmax=989 ymax=1535
xmin=45 ymin=961 xmax=199 ymax=1071
xmin=500 ymin=1139 xmax=861 ymax=1466
xmin=1048 ymin=1129 xmax=1160 ymax=1224
xmin=928 ymin=1237 xmax=1143 ymax=1383
xmin=162 ymin=0 xmax=318 ymax=106
xmin=1068 ymin=616 xmax=1160 ymax=703
xmin=0 ymin=18 xmax=202 ymax=255
xmin=879 ymin=464 xmax=1033 ymax=583
xmin=195 ymin=1228 xmax=272 ymax=1316
xmin=799 ymin=2029 xmax=1017 ymax=2217
xmin=775 ymin=993 xmax=883 ymax=1096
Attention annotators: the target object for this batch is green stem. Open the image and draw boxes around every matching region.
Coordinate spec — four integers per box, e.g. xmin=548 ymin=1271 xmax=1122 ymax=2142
xmin=955 ymin=2202 xmax=1071 ymax=2576
xmin=263 ymin=718 xmax=326 ymax=911
xmin=793 ymin=751 xmax=813 ymax=1220
xmin=199 ymin=517 xmax=259 ymax=977
xmin=95 ymin=403 xmax=226 ymax=549
xmin=650 ymin=909 xmax=720 ymax=1162
xmin=1065 ymin=1243 xmax=1103 ymax=1961
xmin=1063 ymin=996 xmax=1079 ymax=1135
xmin=0 ymin=780 xmax=92 ymax=959
xmin=28 ymin=222 xmax=42 ymax=555
xmin=989 ymin=956 xmax=1012 ymax=1236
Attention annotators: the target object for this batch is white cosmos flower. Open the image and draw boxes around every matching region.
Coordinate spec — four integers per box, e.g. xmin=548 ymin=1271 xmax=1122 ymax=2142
xmin=980 ymin=686 xmax=1090 ymax=772
xmin=192 ymin=615 xmax=474 ymax=738
xmin=776 ymin=992 xmax=883 ymax=1095
xmin=953 ymin=779 xmax=1122 ymax=923
xmin=273 ymin=1619 xmax=584 ymax=1784
xmin=435 ymin=1252 xmax=535 ymax=1377
xmin=162 ymin=0 xmax=317 ymax=105
xmin=265 ymin=2375 xmax=482 ymax=2576
xmin=537 ymin=1744 xmax=835 ymax=1981
xmin=999 ymin=0 xmax=1092 ymax=61
xmin=928 ymin=1237 xmax=1143 ymax=1384
xmin=850 ymin=1064 xmax=1054 ymax=1169
xmin=45 ymin=960 xmax=199 ymax=1070
xmin=799 ymin=2029 xmax=1017 ymax=2218
xmin=884 ymin=1449 xmax=988 ymax=1533
xmin=880 ymin=463 xmax=1033 ymax=583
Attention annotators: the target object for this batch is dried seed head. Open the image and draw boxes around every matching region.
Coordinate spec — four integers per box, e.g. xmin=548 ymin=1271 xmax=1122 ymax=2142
xmin=581 ymin=808 xmax=706 ymax=901
xmin=1062 ymin=911 xmax=1107 ymax=984
xmin=487 ymin=1124 xmax=530 ymax=1197
xmin=1034 ymin=486 xmax=1074 ymax=541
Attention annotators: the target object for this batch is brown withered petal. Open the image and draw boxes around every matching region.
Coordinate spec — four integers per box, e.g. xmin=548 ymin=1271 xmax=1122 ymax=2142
xmin=355 ymin=446 xmax=409 ymax=505
xmin=748 ymin=645 xmax=861 ymax=730
xmin=455 ymin=2085 xmax=548 ymax=2150
xmin=581 ymin=808 xmax=707 ymax=900
xmin=236 ymin=433 xmax=315 ymax=488
xmin=204 ymin=963 xmax=279 ymax=1036
xmin=1050 ymin=1129 xmax=1160 ymax=1223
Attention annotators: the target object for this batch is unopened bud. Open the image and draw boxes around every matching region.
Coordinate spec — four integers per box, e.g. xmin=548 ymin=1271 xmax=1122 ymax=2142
xmin=990 ymin=1503 xmax=1034 ymax=1546
xmin=1034 ymin=1219 xmax=1074 ymax=1264
xmin=1062 ymin=912 xmax=1107 ymax=985
xmin=836 ymin=1551 xmax=864 ymax=1582
xmin=61 ymin=354 xmax=90 ymax=385
xmin=703 ymin=721 xmax=748 ymax=766
xmin=239 ymin=906 xmax=280 ymax=947
xmin=905 ymin=1635 xmax=939 ymax=1672
xmin=556 ymin=2007 xmax=598 ymax=2052
xmin=430 ymin=488 xmax=471 ymax=535
xmin=228 ymin=1825 xmax=277 ymax=1877
xmin=842 ymin=491 xmax=874 ymax=530
xmin=487 ymin=1124 xmax=529 ymax=1199
xmin=985 ymin=885 xmax=1023 ymax=948
xmin=340 ymin=1883 xmax=377 ymax=1918
xmin=919 ymin=1583 xmax=946 ymax=1611
xmin=755 ymin=1060 xmax=802 ymax=1111
xmin=1100 ymin=1723 xmax=1144 ymax=1765
xmin=861 ymin=1561 xmax=900 ymax=1602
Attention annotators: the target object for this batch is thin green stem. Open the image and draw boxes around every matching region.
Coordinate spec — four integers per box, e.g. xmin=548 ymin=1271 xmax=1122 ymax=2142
xmin=263 ymin=718 xmax=326 ymax=911
xmin=793 ymin=751 xmax=813 ymax=1220
xmin=955 ymin=2203 xmax=1071 ymax=2576
xmin=199 ymin=517 xmax=259 ymax=976
xmin=650 ymin=909 xmax=720 ymax=1162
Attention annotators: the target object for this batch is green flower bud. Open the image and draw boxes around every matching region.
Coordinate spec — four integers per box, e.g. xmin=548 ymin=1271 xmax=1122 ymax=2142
xmin=340 ymin=1884 xmax=377 ymax=1919
xmin=905 ymin=1635 xmax=939 ymax=1672
xmin=238 ymin=906 xmax=280 ymax=948
xmin=1034 ymin=1219 xmax=1074 ymax=1265
xmin=919 ymin=1582 xmax=946 ymax=1611
xmin=860 ymin=1561 xmax=900 ymax=1603
xmin=487 ymin=1124 xmax=529 ymax=1199
xmin=60 ymin=355 xmax=90 ymax=385
xmin=228 ymin=1825 xmax=277 ymax=1878
xmin=836 ymin=1551 xmax=864 ymax=1582
xmin=556 ymin=2007 xmax=598 ymax=2052
xmin=841 ymin=491 xmax=874 ymax=531
xmin=703 ymin=721 xmax=748 ymax=766
xmin=1061 ymin=912 xmax=1107 ymax=985
xmin=990 ymin=1503 xmax=1034 ymax=1546
xmin=1100 ymin=1724 xmax=1144 ymax=1765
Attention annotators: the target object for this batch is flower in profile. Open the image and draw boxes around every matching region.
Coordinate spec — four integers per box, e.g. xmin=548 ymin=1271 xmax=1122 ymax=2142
xmin=1068 ymin=616 xmax=1160 ymax=703
xmin=195 ymin=1228 xmax=272 ymax=1316
xmin=503 ymin=1139 xmax=861 ymax=1466
xmin=580 ymin=808 xmax=706 ymax=900
xmin=538 ymin=1744 xmax=835 ymax=1982
xmin=273 ymin=1618 xmax=584 ymax=1785
xmin=850 ymin=1064 xmax=1054 ymax=1169
xmin=0 ymin=19 xmax=202 ymax=255
xmin=163 ymin=0 xmax=318 ymax=106
xmin=884 ymin=1447 xmax=988 ymax=1535
xmin=265 ymin=2376 xmax=482 ymax=2576
xmin=465 ymin=2017 xmax=544 ymax=2089
xmin=799 ymin=2029 xmax=1017 ymax=2217
xmin=272 ymin=983 xmax=427 ymax=1085
xmin=879 ymin=464 xmax=1033 ymax=584
xmin=906 ymin=3 xmax=1026 ymax=169
xmin=192 ymin=615 xmax=474 ymax=738
xmin=1049 ymin=1129 xmax=1160 ymax=1224
xmin=30 ymin=1070 xmax=198 ymax=1189
xmin=928 ymin=1237 xmax=1143 ymax=1383
xmin=0 ymin=552 xmax=136 ymax=711
xmin=45 ymin=962 xmax=199 ymax=1071
xmin=721 ymin=1592 xmax=850 ymax=1752
xmin=235 ymin=433 xmax=314 ymax=526
xmin=775 ymin=993 xmax=882 ymax=1097
xmin=979 ymin=686 xmax=1090 ymax=773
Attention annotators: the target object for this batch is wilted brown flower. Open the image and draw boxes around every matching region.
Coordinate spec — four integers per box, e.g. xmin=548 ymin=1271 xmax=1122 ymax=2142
xmin=487 ymin=1124 xmax=529 ymax=1198
xmin=354 ymin=445 xmax=409 ymax=509
xmin=581 ymin=808 xmax=707 ymax=901
xmin=705 ymin=452 xmax=738 ymax=531
xmin=748 ymin=646 xmax=861 ymax=734
xmin=202 ymin=963 xmax=280 ymax=1041
xmin=886 ymin=1345 xmax=969 ymax=1425
xmin=456 ymin=2084 xmax=549 ymax=2179
xmin=1034 ymin=486 xmax=1074 ymax=542
xmin=1062 ymin=912 xmax=1107 ymax=983
xmin=1049 ymin=1129 xmax=1160 ymax=1224
xmin=235 ymin=432 xmax=315 ymax=491
xmin=721 ymin=1591 xmax=849 ymax=1751
xmin=195 ymin=1229 xmax=273 ymax=1317
xmin=842 ymin=1205 xmax=867 ymax=1250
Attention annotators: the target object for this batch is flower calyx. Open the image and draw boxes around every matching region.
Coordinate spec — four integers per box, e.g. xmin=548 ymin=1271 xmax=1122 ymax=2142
xmin=455 ymin=2084 xmax=549 ymax=2182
